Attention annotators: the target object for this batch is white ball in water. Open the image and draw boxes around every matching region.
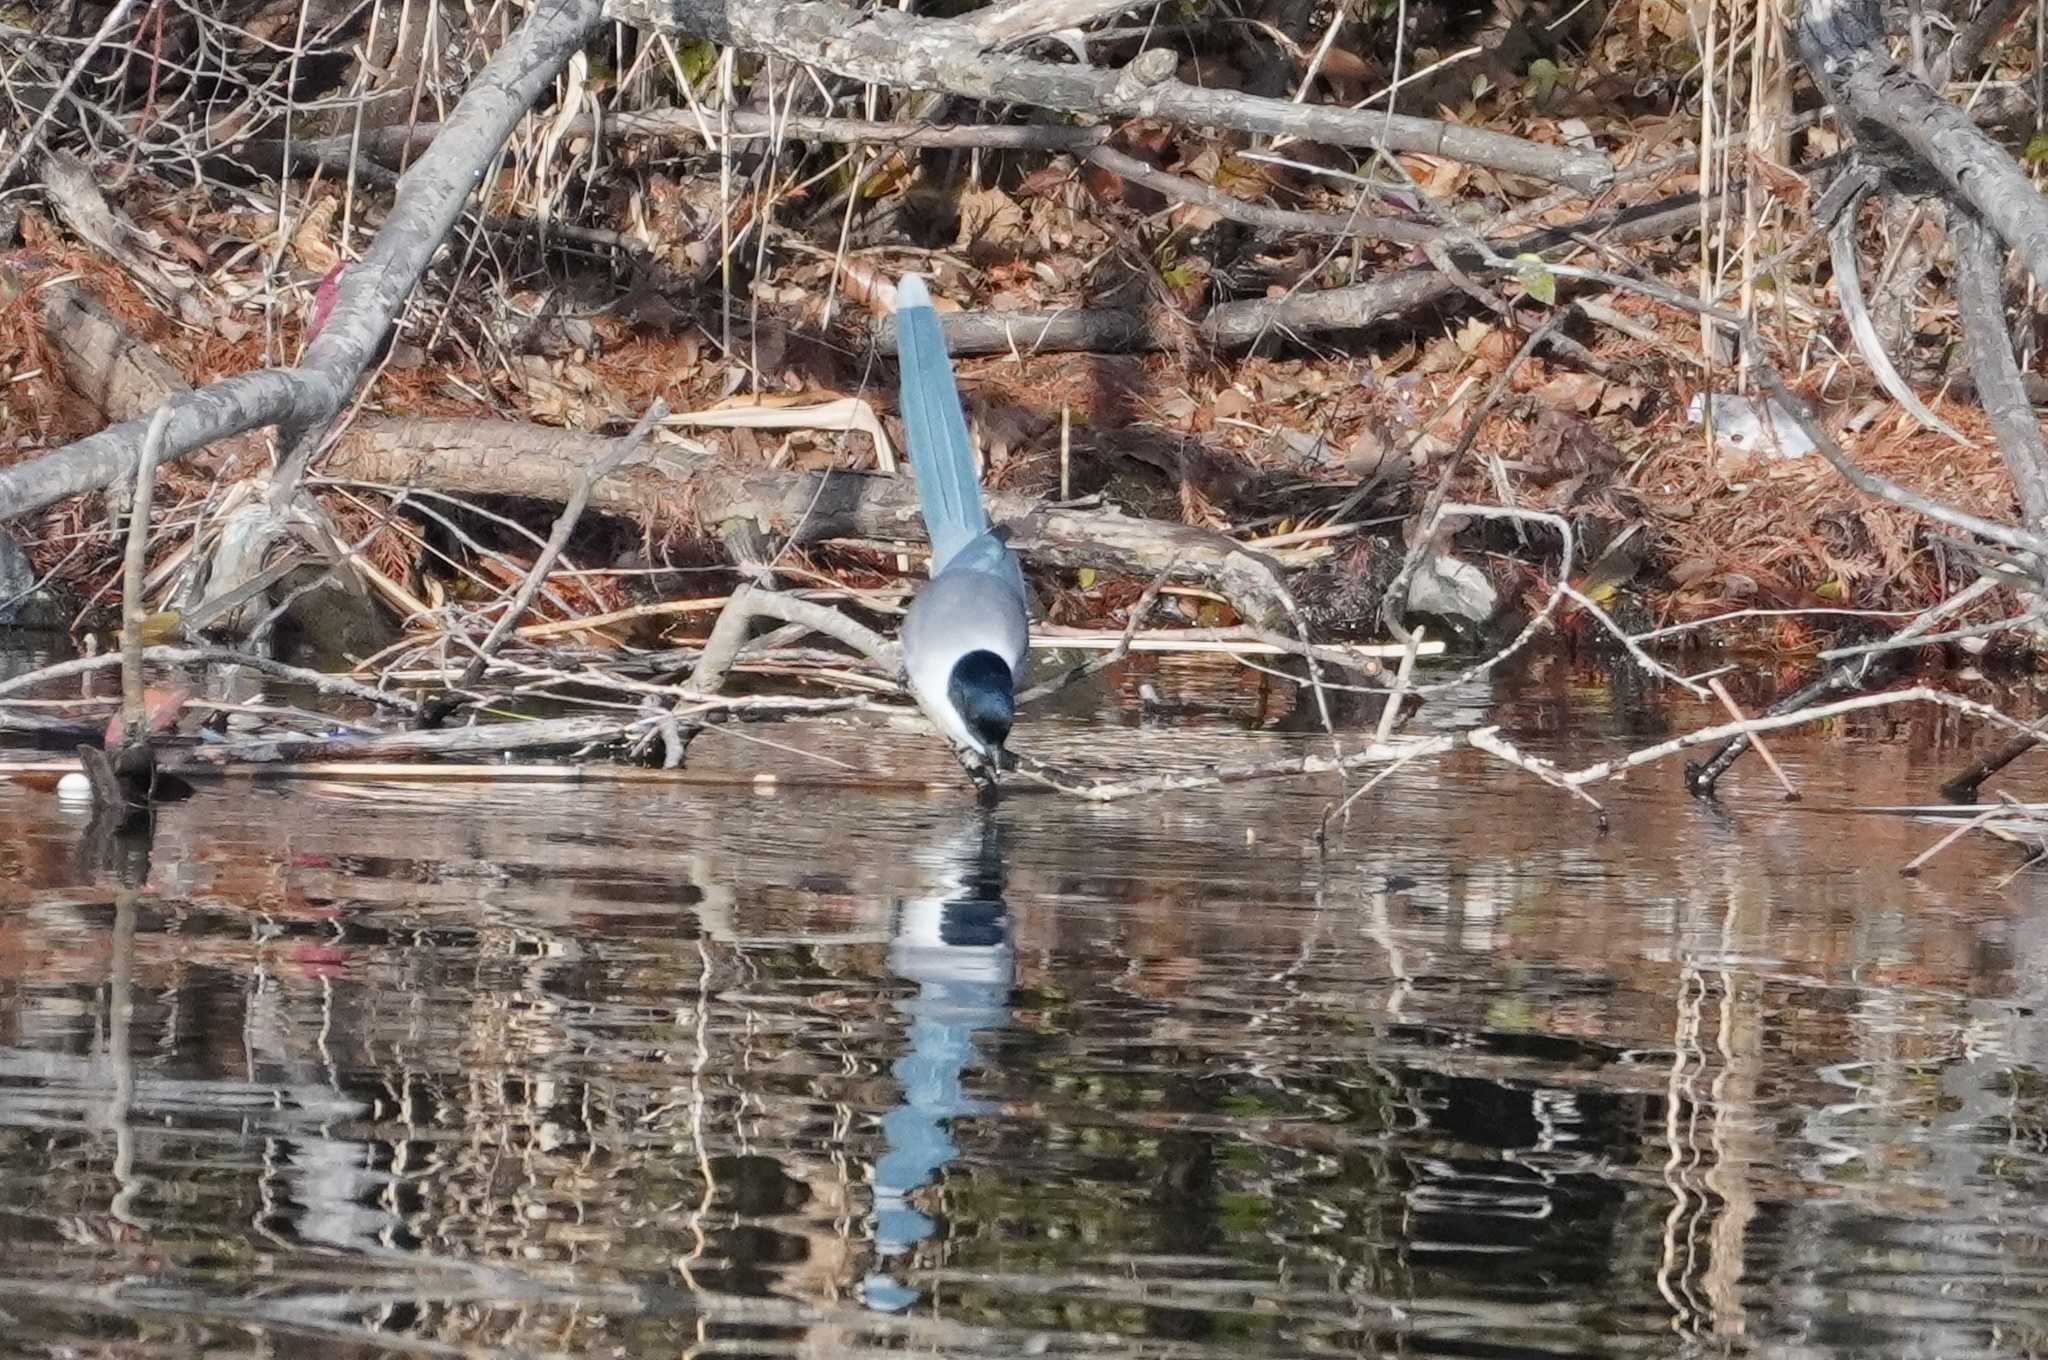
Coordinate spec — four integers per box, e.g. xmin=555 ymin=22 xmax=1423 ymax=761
xmin=56 ymin=771 xmax=93 ymax=802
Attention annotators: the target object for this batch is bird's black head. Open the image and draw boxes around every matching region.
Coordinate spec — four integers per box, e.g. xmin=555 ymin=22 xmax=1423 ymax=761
xmin=947 ymin=650 xmax=1015 ymax=754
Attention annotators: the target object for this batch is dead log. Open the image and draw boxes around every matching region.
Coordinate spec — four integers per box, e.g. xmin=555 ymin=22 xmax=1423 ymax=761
xmin=315 ymin=416 xmax=1296 ymax=625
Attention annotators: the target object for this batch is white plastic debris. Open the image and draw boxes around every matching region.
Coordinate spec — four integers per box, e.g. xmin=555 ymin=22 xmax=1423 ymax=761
xmin=1406 ymin=550 xmax=1498 ymax=625
xmin=1687 ymin=392 xmax=1816 ymax=460
xmin=56 ymin=771 xmax=92 ymax=803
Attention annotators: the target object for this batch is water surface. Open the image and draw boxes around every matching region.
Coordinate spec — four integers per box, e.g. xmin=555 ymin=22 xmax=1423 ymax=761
xmin=2 ymin=657 xmax=2047 ymax=1358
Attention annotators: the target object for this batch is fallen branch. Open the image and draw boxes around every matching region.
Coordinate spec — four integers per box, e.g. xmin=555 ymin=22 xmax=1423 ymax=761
xmin=1468 ymin=726 xmax=1608 ymax=825
xmin=1556 ymin=684 xmax=2046 ymax=788
xmin=235 ymin=109 xmax=1112 ymax=174
xmin=1009 ymin=735 xmax=1454 ymax=802
xmin=0 ymin=646 xmax=422 ymax=713
xmin=685 ymin=583 xmax=899 ymax=700
xmin=1948 ymin=0 xmax=2031 ymax=76
xmin=14 ymin=177 xmax=1720 ymax=532
xmin=605 ymin=0 xmax=1613 ymax=190
xmin=264 ymin=110 xmax=1433 ymax=243
xmin=881 ymin=183 xmax=1723 ymax=355
xmin=1686 ymin=576 xmax=2001 ymax=797
xmin=176 ymin=714 xmax=647 ymax=765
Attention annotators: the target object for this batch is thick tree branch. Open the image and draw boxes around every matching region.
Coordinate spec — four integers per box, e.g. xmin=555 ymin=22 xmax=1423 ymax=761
xmin=604 ymin=0 xmax=1613 ymax=190
xmin=1798 ymin=0 xmax=2048 ymax=290
xmin=1951 ymin=200 xmax=2048 ymax=539
xmin=0 ymin=0 xmax=607 ymax=525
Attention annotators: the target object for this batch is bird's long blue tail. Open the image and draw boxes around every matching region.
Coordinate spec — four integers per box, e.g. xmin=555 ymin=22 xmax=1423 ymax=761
xmin=896 ymin=274 xmax=987 ymax=573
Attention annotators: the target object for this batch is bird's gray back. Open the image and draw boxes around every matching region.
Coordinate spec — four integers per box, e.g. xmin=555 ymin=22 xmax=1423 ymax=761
xmin=901 ymin=535 xmax=1028 ymax=678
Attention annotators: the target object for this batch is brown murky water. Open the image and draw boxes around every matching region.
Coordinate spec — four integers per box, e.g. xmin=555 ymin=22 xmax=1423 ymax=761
xmin=3 ymin=651 xmax=2048 ymax=1358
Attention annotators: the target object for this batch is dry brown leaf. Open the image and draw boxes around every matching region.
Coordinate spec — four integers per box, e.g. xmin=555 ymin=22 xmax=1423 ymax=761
xmin=1536 ymin=373 xmax=1603 ymax=413
xmin=291 ymin=198 xmax=341 ymax=273
xmin=957 ymin=186 xmax=1026 ymax=249
xmin=1600 ymin=385 xmax=1647 ymax=415
xmin=1212 ymin=387 xmax=1254 ymax=422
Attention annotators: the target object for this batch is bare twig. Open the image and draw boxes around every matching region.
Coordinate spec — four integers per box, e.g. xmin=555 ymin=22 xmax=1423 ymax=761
xmin=1559 ymin=583 xmax=1709 ymax=697
xmin=0 ymin=0 xmax=142 ymax=189
xmin=1380 ymin=315 xmax=1564 ymax=648
xmin=421 ymin=401 xmax=668 ymax=725
xmin=1373 ymin=625 xmax=1422 ymax=745
xmin=1403 ymin=503 xmax=1576 ymax=697
xmin=1009 ymin=735 xmax=1454 ymax=802
xmin=1687 ymin=576 xmax=2002 ymax=797
xmin=1558 ymin=685 xmax=2047 ymax=788
xmin=1017 ymin=558 xmax=1176 ymax=705
xmin=1900 ymin=799 xmax=2010 ymax=875
xmin=0 ymin=647 xmax=423 ymax=713
xmin=1707 ymin=677 xmax=1799 ymax=800
xmin=1468 ymin=726 xmax=1609 ymax=826
xmin=686 ymin=585 xmax=899 ymax=700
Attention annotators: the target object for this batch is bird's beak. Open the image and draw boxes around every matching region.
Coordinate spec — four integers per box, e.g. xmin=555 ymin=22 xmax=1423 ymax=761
xmin=960 ymin=743 xmax=1002 ymax=799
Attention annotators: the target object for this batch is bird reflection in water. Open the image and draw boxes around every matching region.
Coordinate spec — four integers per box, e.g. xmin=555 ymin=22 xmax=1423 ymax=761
xmin=862 ymin=815 xmax=1015 ymax=1314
